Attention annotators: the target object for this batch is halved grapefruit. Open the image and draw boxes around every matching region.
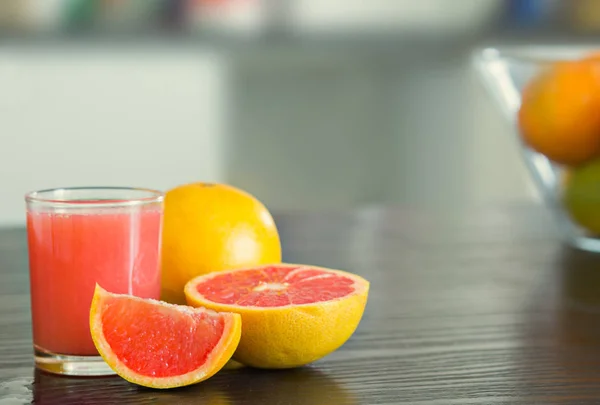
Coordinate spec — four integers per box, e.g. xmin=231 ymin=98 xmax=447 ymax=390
xmin=89 ymin=285 xmax=241 ymax=389
xmin=184 ymin=264 xmax=369 ymax=369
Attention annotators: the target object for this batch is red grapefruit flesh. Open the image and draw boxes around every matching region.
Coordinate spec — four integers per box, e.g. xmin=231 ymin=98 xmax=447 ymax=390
xmin=194 ymin=265 xmax=357 ymax=307
xmin=90 ymin=285 xmax=241 ymax=388
xmin=184 ymin=264 xmax=369 ymax=368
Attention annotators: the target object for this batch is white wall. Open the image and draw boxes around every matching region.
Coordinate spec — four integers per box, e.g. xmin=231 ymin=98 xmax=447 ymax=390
xmin=224 ymin=53 xmax=394 ymax=210
xmin=0 ymin=46 xmax=229 ymax=226
xmin=389 ymin=57 xmax=539 ymax=208
xmin=0 ymin=44 xmax=539 ymax=227
xmin=224 ymin=51 xmax=539 ymax=212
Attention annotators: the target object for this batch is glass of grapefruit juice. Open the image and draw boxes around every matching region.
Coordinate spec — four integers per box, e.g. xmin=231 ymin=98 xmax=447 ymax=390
xmin=25 ymin=187 xmax=164 ymax=376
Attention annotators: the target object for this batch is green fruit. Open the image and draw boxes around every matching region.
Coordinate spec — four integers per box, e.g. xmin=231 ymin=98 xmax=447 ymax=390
xmin=564 ymin=159 xmax=600 ymax=235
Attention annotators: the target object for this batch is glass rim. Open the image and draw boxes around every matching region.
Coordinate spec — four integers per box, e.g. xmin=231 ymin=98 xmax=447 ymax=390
xmin=25 ymin=186 xmax=164 ymax=208
xmin=474 ymin=44 xmax=600 ymax=64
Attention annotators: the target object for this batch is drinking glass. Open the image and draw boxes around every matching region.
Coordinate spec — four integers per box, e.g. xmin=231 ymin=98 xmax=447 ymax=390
xmin=25 ymin=187 xmax=164 ymax=376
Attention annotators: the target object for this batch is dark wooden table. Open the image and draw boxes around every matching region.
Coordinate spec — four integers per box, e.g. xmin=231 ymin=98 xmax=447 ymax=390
xmin=5 ymin=205 xmax=600 ymax=404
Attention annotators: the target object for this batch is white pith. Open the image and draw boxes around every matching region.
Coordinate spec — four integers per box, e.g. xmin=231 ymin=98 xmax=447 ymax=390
xmin=253 ymin=282 xmax=289 ymax=292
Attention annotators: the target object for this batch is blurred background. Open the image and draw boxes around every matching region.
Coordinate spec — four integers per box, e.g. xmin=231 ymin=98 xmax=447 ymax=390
xmin=2 ymin=0 xmax=600 ymax=226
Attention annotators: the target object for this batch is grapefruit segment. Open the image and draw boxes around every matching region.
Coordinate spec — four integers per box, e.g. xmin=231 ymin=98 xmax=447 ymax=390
xmin=184 ymin=264 xmax=369 ymax=369
xmin=89 ymin=285 xmax=241 ymax=389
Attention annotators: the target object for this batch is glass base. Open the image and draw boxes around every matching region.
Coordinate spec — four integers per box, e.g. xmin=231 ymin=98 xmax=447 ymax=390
xmin=34 ymin=347 xmax=115 ymax=376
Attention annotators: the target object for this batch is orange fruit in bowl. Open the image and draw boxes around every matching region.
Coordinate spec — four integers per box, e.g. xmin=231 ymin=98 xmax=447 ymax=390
xmin=518 ymin=59 xmax=600 ymax=166
xmin=184 ymin=263 xmax=369 ymax=369
xmin=89 ymin=285 xmax=241 ymax=389
xmin=160 ymin=182 xmax=282 ymax=304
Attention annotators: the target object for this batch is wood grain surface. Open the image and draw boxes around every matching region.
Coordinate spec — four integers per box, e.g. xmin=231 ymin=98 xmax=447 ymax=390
xmin=4 ymin=206 xmax=600 ymax=404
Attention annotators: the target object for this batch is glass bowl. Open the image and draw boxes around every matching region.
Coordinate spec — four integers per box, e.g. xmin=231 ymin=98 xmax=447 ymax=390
xmin=474 ymin=44 xmax=600 ymax=252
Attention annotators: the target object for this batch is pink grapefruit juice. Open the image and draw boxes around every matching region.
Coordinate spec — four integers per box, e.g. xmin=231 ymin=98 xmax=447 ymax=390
xmin=27 ymin=208 xmax=162 ymax=356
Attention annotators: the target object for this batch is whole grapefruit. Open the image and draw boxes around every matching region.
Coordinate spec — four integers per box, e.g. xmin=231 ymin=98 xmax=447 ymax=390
xmin=160 ymin=183 xmax=281 ymax=304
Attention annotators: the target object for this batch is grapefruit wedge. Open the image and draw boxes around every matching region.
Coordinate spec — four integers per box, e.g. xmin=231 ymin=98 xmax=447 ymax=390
xmin=89 ymin=285 xmax=241 ymax=389
xmin=184 ymin=264 xmax=369 ymax=369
